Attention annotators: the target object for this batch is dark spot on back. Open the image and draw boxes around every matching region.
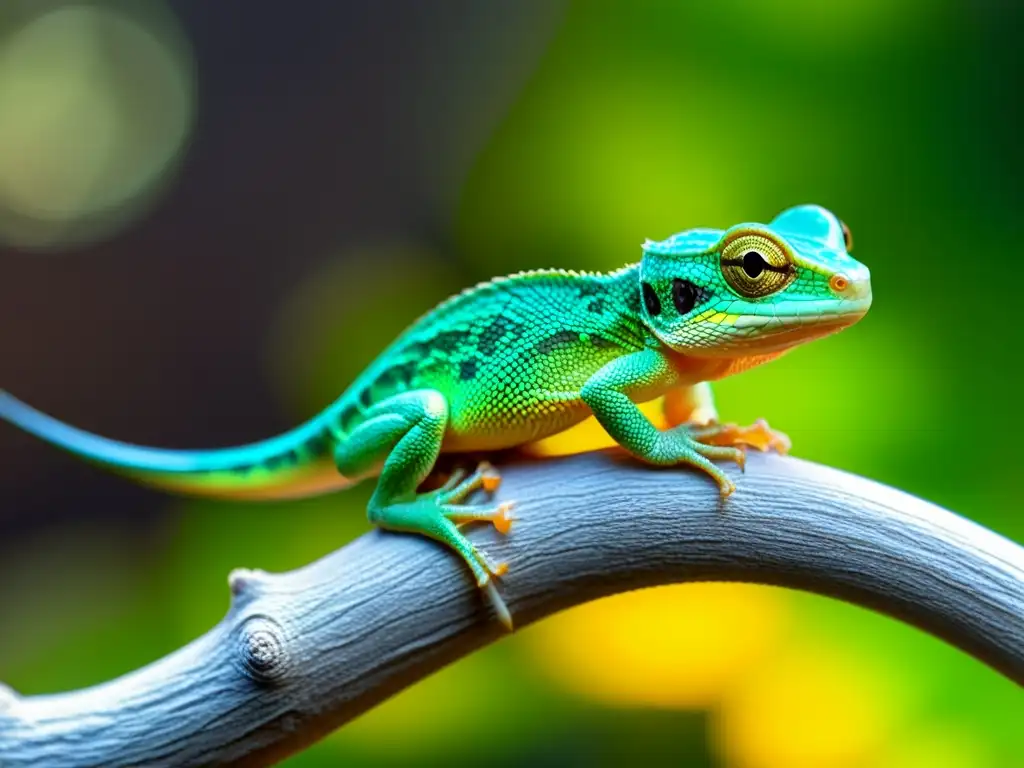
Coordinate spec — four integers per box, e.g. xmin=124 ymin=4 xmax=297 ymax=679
xmin=304 ymin=433 xmax=329 ymax=454
xmin=458 ymin=358 xmax=479 ymax=381
xmin=372 ymin=369 xmax=396 ymax=391
xmin=265 ymin=449 xmax=300 ymax=470
xmin=432 ymin=330 xmax=470 ymax=354
xmin=376 ymin=360 xmax=418 ymax=392
xmin=404 ymin=340 xmax=431 ymax=359
xmin=536 ymin=329 xmax=581 ymax=355
xmin=587 ymin=298 xmax=607 ymax=314
xmin=340 ymin=405 xmax=360 ymax=431
xmin=359 ymin=388 xmax=373 ymax=408
xmin=577 ymin=282 xmax=602 ymax=297
xmin=591 ymin=335 xmax=617 ymax=349
xmin=478 ymin=316 xmax=523 ymax=356
xmin=393 ymin=360 xmax=418 ymax=386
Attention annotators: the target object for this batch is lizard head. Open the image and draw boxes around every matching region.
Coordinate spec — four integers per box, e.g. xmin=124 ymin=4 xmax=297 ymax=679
xmin=637 ymin=204 xmax=871 ymax=362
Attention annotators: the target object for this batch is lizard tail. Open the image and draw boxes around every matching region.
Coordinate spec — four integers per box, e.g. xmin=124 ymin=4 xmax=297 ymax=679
xmin=1 ymin=390 xmax=355 ymax=500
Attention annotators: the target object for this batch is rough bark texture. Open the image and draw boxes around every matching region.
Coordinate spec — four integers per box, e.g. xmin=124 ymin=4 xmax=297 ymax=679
xmin=1 ymin=451 xmax=1022 ymax=767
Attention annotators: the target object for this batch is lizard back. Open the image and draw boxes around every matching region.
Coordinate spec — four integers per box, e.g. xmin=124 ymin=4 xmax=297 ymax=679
xmin=333 ymin=265 xmax=648 ymax=450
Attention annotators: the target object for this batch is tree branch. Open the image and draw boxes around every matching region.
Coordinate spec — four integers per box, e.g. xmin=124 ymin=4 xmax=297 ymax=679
xmin=1 ymin=451 xmax=1022 ymax=767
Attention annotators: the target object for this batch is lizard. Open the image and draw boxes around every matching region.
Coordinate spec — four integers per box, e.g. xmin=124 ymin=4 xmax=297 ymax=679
xmin=1 ymin=204 xmax=871 ymax=629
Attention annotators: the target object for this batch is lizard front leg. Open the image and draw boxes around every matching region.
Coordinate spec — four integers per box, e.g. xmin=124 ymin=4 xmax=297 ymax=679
xmin=663 ymin=383 xmax=791 ymax=454
xmin=333 ymin=390 xmax=514 ymax=628
xmin=580 ymin=350 xmax=744 ymax=496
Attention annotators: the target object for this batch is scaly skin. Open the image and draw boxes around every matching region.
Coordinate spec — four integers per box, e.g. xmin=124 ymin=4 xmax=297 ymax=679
xmin=1 ymin=204 xmax=872 ymax=628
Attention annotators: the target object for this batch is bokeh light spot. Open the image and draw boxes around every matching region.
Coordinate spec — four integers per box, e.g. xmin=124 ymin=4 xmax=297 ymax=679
xmin=0 ymin=3 xmax=194 ymax=248
xmin=712 ymin=641 xmax=909 ymax=768
xmin=525 ymin=583 xmax=789 ymax=710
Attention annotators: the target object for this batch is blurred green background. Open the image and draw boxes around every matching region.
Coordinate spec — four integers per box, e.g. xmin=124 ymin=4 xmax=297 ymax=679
xmin=1 ymin=1 xmax=1021 ymax=766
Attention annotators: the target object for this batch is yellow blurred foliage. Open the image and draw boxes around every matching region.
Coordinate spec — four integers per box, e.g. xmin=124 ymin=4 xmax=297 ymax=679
xmin=524 ymin=583 xmax=789 ymax=709
xmin=712 ymin=641 xmax=909 ymax=768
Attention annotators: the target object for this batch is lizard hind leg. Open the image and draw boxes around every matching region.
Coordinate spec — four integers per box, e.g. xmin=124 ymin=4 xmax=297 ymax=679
xmin=333 ymin=391 xmax=514 ymax=630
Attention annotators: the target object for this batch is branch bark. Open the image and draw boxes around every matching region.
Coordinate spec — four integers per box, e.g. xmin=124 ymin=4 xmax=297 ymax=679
xmin=2 ymin=451 xmax=1022 ymax=767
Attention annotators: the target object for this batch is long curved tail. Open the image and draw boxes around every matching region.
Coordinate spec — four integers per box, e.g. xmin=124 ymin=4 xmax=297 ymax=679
xmin=1 ymin=391 xmax=354 ymax=500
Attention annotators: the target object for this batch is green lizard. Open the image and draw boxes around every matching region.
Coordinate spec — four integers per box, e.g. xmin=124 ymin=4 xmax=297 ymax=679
xmin=1 ymin=204 xmax=871 ymax=629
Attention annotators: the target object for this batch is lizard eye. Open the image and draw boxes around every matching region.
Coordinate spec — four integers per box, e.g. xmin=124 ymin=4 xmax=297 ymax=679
xmin=840 ymin=220 xmax=853 ymax=251
xmin=719 ymin=232 xmax=794 ymax=299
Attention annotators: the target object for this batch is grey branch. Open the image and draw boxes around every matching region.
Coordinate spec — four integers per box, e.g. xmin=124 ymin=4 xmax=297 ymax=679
xmin=1 ymin=451 xmax=1022 ymax=767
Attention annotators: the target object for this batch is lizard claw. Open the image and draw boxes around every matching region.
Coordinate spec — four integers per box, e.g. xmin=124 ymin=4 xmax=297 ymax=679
xmin=481 ymin=579 xmax=513 ymax=630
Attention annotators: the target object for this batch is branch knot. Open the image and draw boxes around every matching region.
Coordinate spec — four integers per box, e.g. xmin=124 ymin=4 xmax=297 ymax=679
xmin=234 ymin=614 xmax=290 ymax=684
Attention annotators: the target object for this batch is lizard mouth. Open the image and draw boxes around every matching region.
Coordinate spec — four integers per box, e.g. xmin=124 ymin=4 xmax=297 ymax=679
xmin=744 ymin=309 xmax=868 ymax=351
xmin=691 ymin=298 xmax=871 ymax=357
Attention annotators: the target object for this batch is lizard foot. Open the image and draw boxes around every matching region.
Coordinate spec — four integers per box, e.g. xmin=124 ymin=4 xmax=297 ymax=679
xmin=439 ymin=460 xmax=503 ymax=498
xmin=437 ymin=462 xmax=513 ymax=627
xmin=438 ymin=461 xmax=514 ymax=534
xmin=687 ymin=441 xmax=741 ymax=498
xmin=689 ymin=418 xmax=791 ymax=454
xmin=370 ymin=471 xmax=515 ymax=630
xmin=657 ymin=426 xmax=742 ymax=498
xmin=439 ymin=505 xmax=513 ymax=629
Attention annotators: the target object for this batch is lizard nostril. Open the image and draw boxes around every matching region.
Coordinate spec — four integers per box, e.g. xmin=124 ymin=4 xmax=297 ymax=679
xmin=829 ymin=274 xmax=849 ymax=293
